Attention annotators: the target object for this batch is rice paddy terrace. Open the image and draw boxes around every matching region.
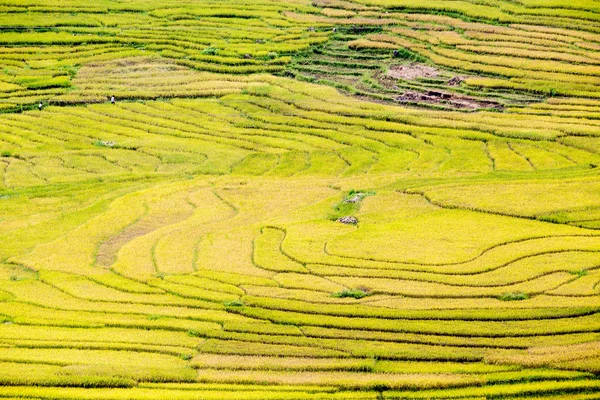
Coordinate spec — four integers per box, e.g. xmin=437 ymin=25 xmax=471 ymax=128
xmin=2 ymin=0 xmax=600 ymax=399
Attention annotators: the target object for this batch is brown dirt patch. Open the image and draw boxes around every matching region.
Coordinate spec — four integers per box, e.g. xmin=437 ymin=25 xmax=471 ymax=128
xmin=396 ymin=90 xmax=502 ymax=111
xmin=387 ymin=63 xmax=440 ymax=81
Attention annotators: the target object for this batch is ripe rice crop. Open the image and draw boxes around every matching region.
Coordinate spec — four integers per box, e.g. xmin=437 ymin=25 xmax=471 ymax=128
xmin=1 ymin=0 xmax=600 ymax=398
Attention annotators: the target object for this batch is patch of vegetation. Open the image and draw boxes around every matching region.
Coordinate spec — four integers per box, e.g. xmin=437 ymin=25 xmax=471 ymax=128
xmin=201 ymin=47 xmax=219 ymax=55
xmin=499 ymin=292 xmax=530 ymax=301
xmin=393 ymin=48 xmax=425 ymax=62
xmin=327 ymin=189 xmax=375 ymax=221
xmin=570 ymin=270 xmax=589 ymax=277
xmin=92 ymin=140 xmax=117 ymax=148
xmin=332 ymin=288 xmax=370 ymax=299
xmin=224 ymin=300 xmax=244 ymax=307
xmin=187 ymin=330 xmax=202 ymax=337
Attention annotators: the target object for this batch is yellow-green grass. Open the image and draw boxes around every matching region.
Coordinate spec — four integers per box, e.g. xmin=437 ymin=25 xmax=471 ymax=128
xmin=415 ymin=177 xmax=600 ymax=217
xmin=280 ymin=209 xmax=593 ymax=268
xmin=486 ymin=341 xmax=600 ymax=373
xmin=0 ymin=386 xmax=379 ymax=400
xmin=254 ymin=228 xmax=308 ymax=273
xmin=0 ymin=361 xmax=136 ymax=388
xmin=0 ymin=348 xmax=188 ymax=370
xmin=0 ymin=325 xmax=201 ymax=348
xmin=0 ymin=1 xmax=330 ymax=110
xmin=190 ymin=354 xmax=374 ymax=371
xmin=241 ymin=295 xmax=600 ymax=321
xmin=308 ymin=251 xmax=600 ymax=287
xmin=230 ymin=305 xmax=600 ymax=337
xmin=200 ymin=339 xmax=348 ymax=358
xmin=384 ymin=379 xmax=600 ymax=399
xmin=195 ymin=369 xmax=483 ymax=390
xmin=1 ymin=0 xmax=600 ymax=397
xmin=297 ymin=4 xmax=600 ymax=97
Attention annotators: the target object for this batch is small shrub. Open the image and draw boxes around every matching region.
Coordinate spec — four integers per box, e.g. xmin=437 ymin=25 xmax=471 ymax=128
xmin=224 ymin=299 xmax=244 ymax=307
xmin=93 ymin=140 xmax=117 ymax=148
xmin=332 ymin=289 xmax=369 ymax=299
xmin=187 ymin=330 xmax=201 ymax=337
xmin=499 ymin=292 xmax=529 ymax=301
xmin=201 ymin=47 xmax=218 ymax=55
xmin=345 ymin=189 xmax=375 ymax=203
xmin=59 ymin=65 xmax=79 ymax=78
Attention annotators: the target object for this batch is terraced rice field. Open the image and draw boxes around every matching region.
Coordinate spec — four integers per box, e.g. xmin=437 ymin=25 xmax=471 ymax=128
xmin=1 ymin=0 xmax=600 ymax=398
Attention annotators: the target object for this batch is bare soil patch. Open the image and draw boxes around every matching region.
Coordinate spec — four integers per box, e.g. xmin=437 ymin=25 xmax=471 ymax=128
xmin=386 ymin=63 xmax=440 ymax=81
xmin=396 ymin=90 xmax=502 ymax=111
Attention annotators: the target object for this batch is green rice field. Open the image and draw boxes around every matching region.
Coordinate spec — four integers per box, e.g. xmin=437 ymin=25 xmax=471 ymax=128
xmin=1 ymin=0 xmax=600 ymax=398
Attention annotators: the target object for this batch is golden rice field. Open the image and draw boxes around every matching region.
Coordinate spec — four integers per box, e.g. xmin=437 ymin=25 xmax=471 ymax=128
xmin=1 ymin=0 xmax=600 ymax=398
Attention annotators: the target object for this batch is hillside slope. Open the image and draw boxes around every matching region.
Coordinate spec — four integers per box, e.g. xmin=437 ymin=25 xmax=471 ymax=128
xmin=1 ymin=0 xmax=600 ymax=398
